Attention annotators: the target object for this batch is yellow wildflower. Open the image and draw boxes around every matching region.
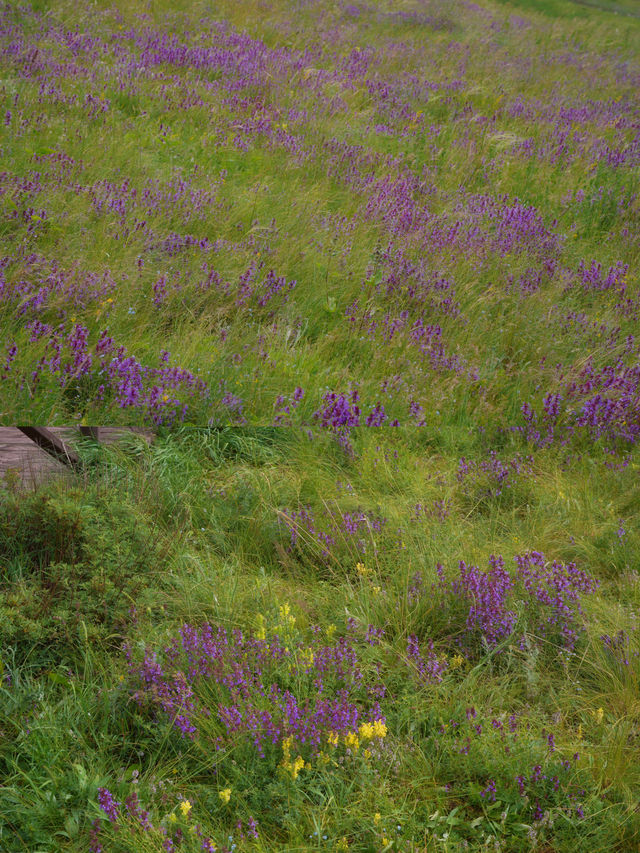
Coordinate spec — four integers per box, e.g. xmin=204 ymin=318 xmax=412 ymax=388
xmin=218 ymin=788 xmax=231 ymax=805
xmin=450 ymin=653 xmax=464 ymax=670
xmin=280 ymin=736 xmax=293 ymax=767
xmin=282 ymin=735 xmax=294 ymax=752
xmin=179 ymin=800 xmax=192 ymax=818
xmin=372 ymin=719 xmax=387 ymax=739
xmin=374 ymin=813 xmax=381 ymax=825
xmin=327 ymin=731 xmax=339 ymax=747
xmin=291 ymin=755 xmax=305 ymax=780
xmin=363 ymin=748 xmax=371 ymax=759
xmin=278 ymin=602 xmax=296 ymax=630
xmin=577 ymin=724 xmax=583 ymax=741
xmin=359 ymin=721 xmax=375 ymax=739
xmin=336 ymin=837 xmax=349 ymax=851
xmin=594 ymin=707 xmax=604 ymax=724
xmin=356 ymin=562 xmax=370 ymax=577
xmin=371 ymin=586 xmax=381 ymax=595
xmin=344 ymin=731 xmax=360 ymax=751
xmin=326 ymin=624 xmax=336 ymax=639
xmin=255 ymin=613 xmax=266 ymax=641
xmin=317 ymin=751 xmax=330 ymax=766
xmin=169 ymin=813 xmax=178 ymax=823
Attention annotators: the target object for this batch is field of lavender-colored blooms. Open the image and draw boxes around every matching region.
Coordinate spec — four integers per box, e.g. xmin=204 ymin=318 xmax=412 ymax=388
xmin=1 ymin=0 xmax=638 ymax=430
xmin=1 ymin=0 xmax=640 ymax=851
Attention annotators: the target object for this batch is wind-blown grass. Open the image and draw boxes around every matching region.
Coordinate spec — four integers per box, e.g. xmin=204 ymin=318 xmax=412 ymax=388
xmin=0 ymin=0 xmax=638 ymax=440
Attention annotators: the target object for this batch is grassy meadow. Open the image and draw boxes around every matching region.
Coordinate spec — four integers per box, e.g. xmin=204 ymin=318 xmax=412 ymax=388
xmin=0 ymin=428 xmax=639 ymax=852
xmin=1 ymin=0 xmax=640 ymax=851
xmin=0 ymin=0 xmax=638 ymax=428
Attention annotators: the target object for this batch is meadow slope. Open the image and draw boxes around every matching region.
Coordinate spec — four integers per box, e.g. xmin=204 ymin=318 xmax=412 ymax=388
xmin=1 ymin=0 xmax=640 ymax=851
xmin=0 ymin=0 xmax=638 ymax=430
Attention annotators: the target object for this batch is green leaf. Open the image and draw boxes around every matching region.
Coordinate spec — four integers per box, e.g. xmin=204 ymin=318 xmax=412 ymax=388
xmin=64 ymin=815 xmax=79 ymax=838
xmin=47 ymin=671 xmax=71 ymax=688
xmin=72 ymin=764 xmax=88 ymax=789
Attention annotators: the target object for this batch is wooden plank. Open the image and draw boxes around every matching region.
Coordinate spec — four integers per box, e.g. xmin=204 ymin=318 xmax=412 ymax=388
xmin=0 ymin=427 xmax=70 ymax=487
xmin=16 ymin=427 xmax=80 ymax=467
xmin=79 ymin=426 xmax=100 ymax=441
xmin=1 ymin=427 xmax=156 ymax=489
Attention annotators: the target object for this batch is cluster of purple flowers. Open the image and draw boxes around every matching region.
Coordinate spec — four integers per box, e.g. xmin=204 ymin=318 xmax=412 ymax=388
xmin=514 ymin=754 xmax=583 ymax=823
xmin=410 ymin=499 xmax=451 ymax=523
xmin=92 ymin=787 xmax=241 ymax=853
xmin=273 ymin=385 xmax=304 ymax=425
xmin=125 ymin=621 xmax=387 ymax=757
xmin=449 ymin=555 xmax=517 ymax=647
xmin=406 ymin=635 xmax=448 ymax=684
xmin=517 ymin=358 xmax=640 ymax=455
xmin=514 ymin=550 xmax=598 ymax=650
xmin=456 ymin=452 xmax=533 ymax=499
xmin=427 ymin=552 xmax=597 ymax=655
xmin=312 ymin=388 xmax=362 ymax=451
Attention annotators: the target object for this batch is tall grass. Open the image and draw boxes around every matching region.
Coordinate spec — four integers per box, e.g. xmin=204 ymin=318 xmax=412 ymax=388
xmin=0 ymin=427 xmax=638 ymax=851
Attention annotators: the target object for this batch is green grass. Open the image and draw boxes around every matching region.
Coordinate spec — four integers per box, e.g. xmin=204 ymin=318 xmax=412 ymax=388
xmin=498 ymin=0 xmax=640 ymax=18
xmin=2 ymin=0 xmax=640 ymax=848
xmin=0 ymin=0 xmax=638 ymax=424
xmin=0 ymin=429 xmax=638 ymax=851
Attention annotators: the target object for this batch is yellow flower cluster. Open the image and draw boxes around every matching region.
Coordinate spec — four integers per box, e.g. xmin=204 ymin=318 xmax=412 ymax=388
xmin=356 ymin=562 xmax=371 ymax=577
xmin=278 ymin=602 xmax=296 ymax=631
xmin=344 ymin=731 xmax=360 ymax=751
xmin=358 ymin=719 xmax=387 ymax=740
xmin=281 ymin=736 xmax=307 ymax=780
xmin=449 ymin=653 xmax=464 ymax=670
xmin=179 ymin=800 xmax=192 ymax=818
xmin=326 ymin=720 xmax=388 ymax=756
xmin=218 ymin=788 xmax=231 ymax=805
xmin=255 ymin=613 xmax=266 ymax=641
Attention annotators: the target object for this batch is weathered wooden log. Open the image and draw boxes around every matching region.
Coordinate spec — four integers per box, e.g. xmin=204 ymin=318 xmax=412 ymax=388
xmin=16 ymin=427 xmax=80 ymax=468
